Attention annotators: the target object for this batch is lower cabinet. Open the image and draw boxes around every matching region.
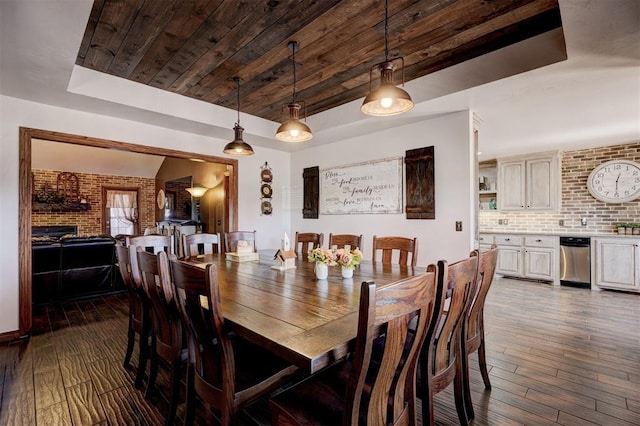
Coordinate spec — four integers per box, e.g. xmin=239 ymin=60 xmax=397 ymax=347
xmin=592 ymin=238 xmax=640 ymax=292
xmin=482 ymin=233 xmax=559 ymax=285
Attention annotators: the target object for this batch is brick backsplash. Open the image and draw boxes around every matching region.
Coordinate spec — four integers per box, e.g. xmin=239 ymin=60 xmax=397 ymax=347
xmin=479 ymin=141 xmax=640 ymax=234
xmin=32 ymin=169 xmax=155 ymax=235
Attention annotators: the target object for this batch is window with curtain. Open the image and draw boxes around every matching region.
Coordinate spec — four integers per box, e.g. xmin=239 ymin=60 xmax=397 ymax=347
xmin=105 ymin=189 xmax=139 ymax=237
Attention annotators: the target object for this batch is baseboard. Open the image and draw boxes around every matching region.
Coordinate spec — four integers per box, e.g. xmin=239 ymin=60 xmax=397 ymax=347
xmin=0 ymin=329 xmax=27 ymax=343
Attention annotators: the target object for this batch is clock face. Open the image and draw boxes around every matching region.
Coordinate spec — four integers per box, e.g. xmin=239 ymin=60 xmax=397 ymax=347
xmin=587 ymin=159 xmax=640 ymax=203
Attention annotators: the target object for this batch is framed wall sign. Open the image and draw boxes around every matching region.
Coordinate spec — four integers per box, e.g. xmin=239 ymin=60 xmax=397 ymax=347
xmin=320 ymin=157 xmax=402 ymax=215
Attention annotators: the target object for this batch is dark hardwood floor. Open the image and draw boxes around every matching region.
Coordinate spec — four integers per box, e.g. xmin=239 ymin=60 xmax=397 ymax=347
xmin=1 ymin=277 xmax=639 ymax=425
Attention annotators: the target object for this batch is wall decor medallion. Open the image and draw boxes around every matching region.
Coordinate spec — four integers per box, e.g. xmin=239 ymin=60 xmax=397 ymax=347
xmin=156 ymin=189 xmax=166 ymax=209
xmin=260 ymin=162 xmax=273 ymax=215
xmin=587 ymin=159 xmax=640 ymax=203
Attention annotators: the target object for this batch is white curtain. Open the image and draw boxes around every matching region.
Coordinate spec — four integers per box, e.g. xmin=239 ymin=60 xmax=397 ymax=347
xmin=106 ymin=190 xmax=138 ymax=235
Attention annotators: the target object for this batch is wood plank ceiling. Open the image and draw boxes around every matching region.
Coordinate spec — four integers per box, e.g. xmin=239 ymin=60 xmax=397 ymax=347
xmin=76 ymin=0 xmax=562 ymax=122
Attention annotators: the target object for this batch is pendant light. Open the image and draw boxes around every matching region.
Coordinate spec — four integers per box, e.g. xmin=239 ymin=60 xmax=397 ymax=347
xmin=361 ymin=0 xmax=414 ymax=116
xmin=275 ymin=41 xmax=313 ymax=142
xmin=223 ymin=77 xmax=254 ymax=156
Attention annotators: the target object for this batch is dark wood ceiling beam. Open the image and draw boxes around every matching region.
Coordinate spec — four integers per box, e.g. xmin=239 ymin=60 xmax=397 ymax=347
xmin=107 ymin=0 xmax=182 ymax=77
xmin=186 ymin=0 xmax=350 ymax=105
xmin=128 ymin=0 xmax=224 ymax=85
xmin=148 ymin=0 xmax=257 ymax=90
xmin=76 ymin=0 xmax=106 ymax=64
xmin=80 ymin=0 xmax=145 ymax=72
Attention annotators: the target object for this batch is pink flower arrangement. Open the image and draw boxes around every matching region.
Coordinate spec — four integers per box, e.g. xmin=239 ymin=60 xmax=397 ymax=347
xmin=308 ymin=247 xmax=338 ymax=266
xmin=334 ymin=247 xmax=363 ymax=270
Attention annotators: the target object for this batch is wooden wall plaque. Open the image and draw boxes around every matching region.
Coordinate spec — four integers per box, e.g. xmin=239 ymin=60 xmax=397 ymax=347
xmin=302 ymin=166 xmax=319 ymax=219
xmin=405 ymin=146 xmax=435 ymax=219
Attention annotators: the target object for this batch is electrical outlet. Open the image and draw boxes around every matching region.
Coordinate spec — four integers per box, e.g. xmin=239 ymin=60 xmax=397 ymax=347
xmin=559 ymin=219 xmax=564 ymax=226
xmin=455 ymin=221 xmax=462 ymax=231
xmin=503 ymin=219 xmax=509 ymax=225
xmin=498 ymin=219 xmax=503 ymax=225
xmin=581 ymin=217 xmax=588 ymax=226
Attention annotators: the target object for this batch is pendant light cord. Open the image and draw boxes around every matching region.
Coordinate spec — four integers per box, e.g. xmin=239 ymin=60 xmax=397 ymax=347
xmin=292 ymin=43 xmax=297 ymax=103
xmin=236 ymin=78 xmax=241 ymax=125
xmin=384 ymin=0 xmax=389 ymax=62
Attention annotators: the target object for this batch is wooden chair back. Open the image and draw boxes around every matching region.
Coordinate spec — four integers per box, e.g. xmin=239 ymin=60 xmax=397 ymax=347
xmin=346 ymin=270 xmax=443 ymax=425
xmin=136 ymin=249 xmax=181 ymax=346
xmin=420 ymin=253 xmax=480 ymax=425
xmin=224 ymin=230 xmax=256 ymax=253
xmin=169 ymin=259 xmax=237 ymax=414
xmin=328 ymin=233 xmax=362 ymax=251
xmin=183 ymin=232 xmax=221 ymax=257
xmin=372 ymin=235 xmax=418 ymax=267
xmin=467 ymin=246 xmax=498 ymax=349
xmin=127 ymin=235 xmax=171 ymax=287
xmin=294 ymin=232 xmax=323 ymax=256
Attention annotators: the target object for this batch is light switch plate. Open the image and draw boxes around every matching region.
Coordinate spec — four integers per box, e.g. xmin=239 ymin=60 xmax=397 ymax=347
xmin=455 ymin=221 xmax=462 ymax=231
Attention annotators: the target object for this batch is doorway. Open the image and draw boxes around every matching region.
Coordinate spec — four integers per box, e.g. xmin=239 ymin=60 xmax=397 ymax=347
xmin=17 ymin=127 xmax=238 ymax=339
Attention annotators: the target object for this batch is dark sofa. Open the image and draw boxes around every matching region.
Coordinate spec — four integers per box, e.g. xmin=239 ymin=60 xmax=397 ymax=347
xmin=32 ymin=235 xmax=125 ymax=304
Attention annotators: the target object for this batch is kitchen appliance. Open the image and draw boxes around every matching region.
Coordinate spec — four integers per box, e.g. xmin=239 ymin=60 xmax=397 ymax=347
xmin=560 ymin=237 xmax=591 ymax=288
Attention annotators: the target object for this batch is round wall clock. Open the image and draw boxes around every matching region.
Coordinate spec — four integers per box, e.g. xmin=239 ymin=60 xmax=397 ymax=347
xmin=261 ymin=183 xmax=273 ymax=198
xmin=587 ymin=159 xmax=640 ymax=203
xmin=156 ymin=189 xmax=166 ymax=209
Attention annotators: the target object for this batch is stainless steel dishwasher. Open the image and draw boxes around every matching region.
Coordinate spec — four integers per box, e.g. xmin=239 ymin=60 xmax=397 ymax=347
xmin=559 ymin=237 xmax=591 ymax=288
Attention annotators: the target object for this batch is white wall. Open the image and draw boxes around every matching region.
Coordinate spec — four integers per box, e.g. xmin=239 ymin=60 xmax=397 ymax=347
xmin=290 ymin=111 xmax=476 ymax=268
xmin=0 ymin=95 xmax=291 ymax=334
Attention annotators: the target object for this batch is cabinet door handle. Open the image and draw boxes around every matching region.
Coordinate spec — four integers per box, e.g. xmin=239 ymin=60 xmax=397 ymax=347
xmin=536 ymin=239 xmax=542 ymax=242
xmin=505 ymin=238 xmax=510 ymax=241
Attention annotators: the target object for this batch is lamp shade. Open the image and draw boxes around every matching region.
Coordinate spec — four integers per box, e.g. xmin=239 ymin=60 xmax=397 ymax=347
xmin=361 ymin=62 xmax=414 ymax=116
xmin=223 ymin=124 xmax=254 ymax=155
xmin=275 ymin=103 xmax=313 ymax=142
xmin=185 ymin=186 xmax=208 ymax=198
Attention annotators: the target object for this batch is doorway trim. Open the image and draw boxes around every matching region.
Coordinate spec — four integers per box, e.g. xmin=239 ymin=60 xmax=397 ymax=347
xmin=16 ymin=127 xmax=238 ymax=339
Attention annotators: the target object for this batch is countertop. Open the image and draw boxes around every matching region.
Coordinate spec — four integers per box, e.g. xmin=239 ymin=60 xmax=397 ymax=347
xmin=479 ymin=230 xmax=640 ymax=238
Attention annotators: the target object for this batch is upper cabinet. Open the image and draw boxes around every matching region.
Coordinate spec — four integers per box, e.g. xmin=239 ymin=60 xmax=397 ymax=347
xmin=498 ymin=151 xmax=561 ymax=211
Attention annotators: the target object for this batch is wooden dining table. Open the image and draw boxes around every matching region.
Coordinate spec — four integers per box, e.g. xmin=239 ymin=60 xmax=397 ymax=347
xmin=182 ymin=251 xmax=426 ymax=373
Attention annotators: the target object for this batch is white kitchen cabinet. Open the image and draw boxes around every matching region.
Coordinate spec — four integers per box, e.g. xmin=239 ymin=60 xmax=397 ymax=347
xmin=494 ymin=234 xmax=559 ymax=285
xmin=592 ymin=238 xmax=640 ymax=292
xmin=498 ymin=152 xmax=561 ymax=211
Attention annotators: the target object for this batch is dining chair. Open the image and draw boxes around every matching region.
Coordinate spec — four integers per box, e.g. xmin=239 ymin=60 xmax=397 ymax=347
xmin=328 ymin=233 xmax=362 ymax=251
xmin=136 ymin=248 xmax=186 ymax=426
xmin=462 ymin=245 xmax=498 ymax=420
xmin=294 ymin=232 xmax=323 ymax=257
xmin=169 ymin=259 xmax=299 ymax=425
xmin=418 ymin=253 xmax=480 ymax=426
xmin=115 ymin=244 xmax=150 ymax=389
xmin=224 ymin=230 xmax=257 ymax=253
xmin=127 ymin=235 xmax=172 ymax=290
xmin=372 ymin=235 xmax=418 ymax=266
xmin=182 ymin=232 xmax=221 ymax=257
xmin=269 ymin=268 xmax=444 ymax=426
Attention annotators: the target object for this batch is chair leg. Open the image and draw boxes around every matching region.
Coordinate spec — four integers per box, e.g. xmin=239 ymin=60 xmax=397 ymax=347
xmin=165 ymin=359 xmax=181 ymax=426
xmin=461 ymin=352 xmax=475 ymax=422
xmin=123 ymin=321 xmax=135 ymax=368
xmin=454 ymin=357 xmax=470 ymax=426
xmin=185 ymin=363 xmax=196 ymax=426
xmin=478 ymin=336 xmax=492 ymax=390
xmin=145 ymin=335 xmax=158 ymax=398
xmin=134 ymin=332 xmax=149 ymax=388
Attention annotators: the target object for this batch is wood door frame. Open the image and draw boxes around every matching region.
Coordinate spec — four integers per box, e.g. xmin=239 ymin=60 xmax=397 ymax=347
xmin=102 ymin=186 xmax=141 ymax=235
xmin=15 ymin=127 xmax=238 ymax=339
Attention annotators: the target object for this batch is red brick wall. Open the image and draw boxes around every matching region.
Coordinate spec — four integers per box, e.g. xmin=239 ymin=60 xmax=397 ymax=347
xmin=32 ymin=169 xmax=156 ymax=235
xmin=479 ymin=141 xmax=640 ymax=234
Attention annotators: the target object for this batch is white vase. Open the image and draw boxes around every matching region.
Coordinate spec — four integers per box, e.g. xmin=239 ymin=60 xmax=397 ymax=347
xmin=341 ymin=266 xmax=353 ymax=279
xmin=315 ymin=262 xmax=328 ymax=280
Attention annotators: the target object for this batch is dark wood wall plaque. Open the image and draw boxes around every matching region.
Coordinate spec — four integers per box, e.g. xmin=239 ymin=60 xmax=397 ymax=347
xmin=405 ymin=146 xmax=435 ymax=219
xmin=302 ymin=166 xmax=319 ymax=219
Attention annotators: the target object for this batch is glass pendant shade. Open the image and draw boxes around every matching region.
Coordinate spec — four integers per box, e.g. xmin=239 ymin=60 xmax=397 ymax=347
xmin=185 ymin=186 xmax=208 ymax=198
xmin=275 ymin=103 xmax=313 ymax=142
xmin=223 ymin=124 xmax=254 ymax=155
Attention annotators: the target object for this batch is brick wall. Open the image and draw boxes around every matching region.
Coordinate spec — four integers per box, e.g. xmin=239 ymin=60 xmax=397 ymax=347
xmin=479 ymin=141 xmax=640 ymax=234
xmin=32 ymin=169 xmax=156 ymax=235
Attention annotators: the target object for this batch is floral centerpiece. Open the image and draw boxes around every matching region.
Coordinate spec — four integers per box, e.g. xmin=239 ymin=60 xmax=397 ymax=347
xmin=334 ymin=247 xmax=363 ymax=270
xmin=308 ymin=248 xmax=338 ymax=265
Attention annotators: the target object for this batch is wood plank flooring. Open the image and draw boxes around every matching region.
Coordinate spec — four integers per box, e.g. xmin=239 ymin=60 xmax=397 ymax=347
xmin=1 ymin=277 xmax=639 ymax=425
